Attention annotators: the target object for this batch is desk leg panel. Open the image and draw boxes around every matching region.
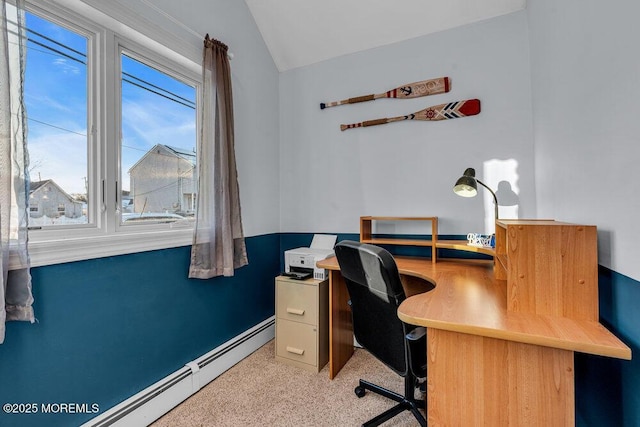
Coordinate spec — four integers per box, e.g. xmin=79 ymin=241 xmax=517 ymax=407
xmin=427 ymin=329 xmax=575 ymax=426
xmin=328 ymin=270 xmax=354 ymax=379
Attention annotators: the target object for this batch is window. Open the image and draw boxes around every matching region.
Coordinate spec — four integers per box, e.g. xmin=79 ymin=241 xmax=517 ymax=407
xmin=23 ymin=1 xmax=201 ymax=266
xmin=119 ymin=52 xmax=196 ymax=225
xmin=25 ymin=10 xmax=89 ymax=227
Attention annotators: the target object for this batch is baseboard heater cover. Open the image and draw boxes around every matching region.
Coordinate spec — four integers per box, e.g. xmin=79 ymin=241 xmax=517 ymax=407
xmin=81 ymin=317 xmax=275 ymax=427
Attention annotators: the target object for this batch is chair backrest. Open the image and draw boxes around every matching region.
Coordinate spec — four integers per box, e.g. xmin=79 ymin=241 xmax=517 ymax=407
xmin=334 ymin=240 xmax=409 ymax=376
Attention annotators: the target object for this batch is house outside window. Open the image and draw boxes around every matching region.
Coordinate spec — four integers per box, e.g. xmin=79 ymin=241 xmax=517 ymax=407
xmin=127 ymin=144 xmax=196 ymax=217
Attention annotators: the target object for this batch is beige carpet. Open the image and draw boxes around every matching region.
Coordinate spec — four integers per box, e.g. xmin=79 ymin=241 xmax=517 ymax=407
xmin=151 ymin=340 xmax=424 ymax=426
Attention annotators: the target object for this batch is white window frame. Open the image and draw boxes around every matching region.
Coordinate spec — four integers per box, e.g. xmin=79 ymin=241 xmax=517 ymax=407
xmin=24 ymin=0 xmax=201 ymax=267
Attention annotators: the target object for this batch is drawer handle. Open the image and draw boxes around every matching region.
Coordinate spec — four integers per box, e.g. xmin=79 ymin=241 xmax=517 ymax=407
xmin=286 ymin=307 xmax=305 ymax=316
xmin=286 ymin=346 xmax=305 ymax=355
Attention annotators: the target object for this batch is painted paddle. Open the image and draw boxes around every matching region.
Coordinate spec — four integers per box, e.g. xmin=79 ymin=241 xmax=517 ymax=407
xmin=340 ymin=99 xmax=480 ymax=131
xmin=320 ymin=77 xmax=450 ymax=110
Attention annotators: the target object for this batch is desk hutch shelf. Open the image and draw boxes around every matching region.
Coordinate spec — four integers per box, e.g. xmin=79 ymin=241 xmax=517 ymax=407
xmin=360 ymin=216 xmax=496 ymax=263
xmin=360 ymin=216 xmax=438 ymax=263
xmin=360 ymin=216 xmax=437 ymax=246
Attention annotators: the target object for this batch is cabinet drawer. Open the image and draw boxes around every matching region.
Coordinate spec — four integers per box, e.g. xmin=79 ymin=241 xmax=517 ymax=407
xmin=276 ymin=320 xmax=317 ymax=366
xmin=276 ymin=280 xmax=317 ymax=325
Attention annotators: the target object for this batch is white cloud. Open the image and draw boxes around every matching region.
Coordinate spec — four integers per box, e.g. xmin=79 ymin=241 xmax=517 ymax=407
xmin=52 ymin=57 xmax=81 ymax=75
xmin=122 ymin=99 xmax=195 ymax=147
xmin=25 ymin=93 xmax=74 ymax=114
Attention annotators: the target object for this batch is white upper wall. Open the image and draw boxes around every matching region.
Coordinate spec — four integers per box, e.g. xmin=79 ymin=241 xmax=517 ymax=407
xmin=279 ymin=11 xmax=535 ymax=236
xmin=528 ymin=0 xmax=640 ymax=281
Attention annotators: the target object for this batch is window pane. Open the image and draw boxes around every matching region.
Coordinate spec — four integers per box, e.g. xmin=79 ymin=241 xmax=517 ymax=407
xmin=25 ymin=12 xmax=89 ymax=227
xmin=120 ymin=53 xmax=196 ymax=225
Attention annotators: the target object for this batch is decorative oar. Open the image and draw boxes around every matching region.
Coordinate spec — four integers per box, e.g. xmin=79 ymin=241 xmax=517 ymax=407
xmin=340 ymin=99 xmax=481 ymax=131
xmin=320 ymin=77 xmax=450 ymax=110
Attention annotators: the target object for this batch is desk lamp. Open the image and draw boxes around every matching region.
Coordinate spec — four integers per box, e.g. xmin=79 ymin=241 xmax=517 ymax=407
xmin=453 ymin=167 xmax=499 ymax=221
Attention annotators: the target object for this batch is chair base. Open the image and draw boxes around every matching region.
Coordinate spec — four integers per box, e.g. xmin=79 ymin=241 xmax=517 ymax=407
xmin=355 ymin=378 xmax=426 ymax=427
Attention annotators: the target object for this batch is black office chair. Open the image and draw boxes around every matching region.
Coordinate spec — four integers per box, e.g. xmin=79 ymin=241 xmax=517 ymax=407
xmin=334 ymin=240 xmax=427 ymax=427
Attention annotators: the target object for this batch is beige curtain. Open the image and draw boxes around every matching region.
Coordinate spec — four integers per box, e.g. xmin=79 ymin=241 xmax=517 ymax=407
xmin=1 ymin=0 xmax=35 ymax=344
xmin=189 ymin=35 xmax=247 ymax=279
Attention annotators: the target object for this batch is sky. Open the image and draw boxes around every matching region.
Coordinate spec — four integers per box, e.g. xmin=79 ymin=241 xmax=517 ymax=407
xmin=24 ymin=11 xmax=196 ymax=195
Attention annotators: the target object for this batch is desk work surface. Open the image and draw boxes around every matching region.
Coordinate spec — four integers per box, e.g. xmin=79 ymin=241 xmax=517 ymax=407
xmin=317 ymin=255 xmax=631 ymax=360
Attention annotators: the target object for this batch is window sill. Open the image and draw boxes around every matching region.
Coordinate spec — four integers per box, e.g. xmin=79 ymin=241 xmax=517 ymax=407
xmin=28 ymin=228 xmax=193 ymax=267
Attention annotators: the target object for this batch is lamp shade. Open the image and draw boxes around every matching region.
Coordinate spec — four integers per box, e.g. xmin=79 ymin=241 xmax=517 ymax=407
xmin=453 ymin=167 xmax=478 ymax=197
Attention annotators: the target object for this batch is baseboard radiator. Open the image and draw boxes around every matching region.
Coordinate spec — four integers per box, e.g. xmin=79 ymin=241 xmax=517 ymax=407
xmin=81 ymin=317 xmax=275 ymax=427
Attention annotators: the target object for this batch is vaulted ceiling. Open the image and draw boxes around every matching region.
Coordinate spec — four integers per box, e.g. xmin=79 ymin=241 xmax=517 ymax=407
xmin=244 ymin=0 xmax=527 ymax=71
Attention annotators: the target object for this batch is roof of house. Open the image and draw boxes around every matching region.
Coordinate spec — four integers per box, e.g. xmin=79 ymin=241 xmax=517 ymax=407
xmin=30 ymin=179 xmax=79 ymax=203
xmin=30 ymin=179 xmax=52 ymax=193
xmin=129 ymin=144 xmax=196 ymax=173
xmin=164 ymin=145 xmax=196 ymax=164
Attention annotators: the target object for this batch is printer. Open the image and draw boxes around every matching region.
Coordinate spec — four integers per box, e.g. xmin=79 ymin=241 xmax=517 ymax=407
xmin=284 ymin=234 xmax=336 ymax=280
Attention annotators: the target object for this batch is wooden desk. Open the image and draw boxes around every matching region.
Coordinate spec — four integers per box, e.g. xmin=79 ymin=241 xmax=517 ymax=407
xmin=317 ymin=252 xmax=631 ymax=425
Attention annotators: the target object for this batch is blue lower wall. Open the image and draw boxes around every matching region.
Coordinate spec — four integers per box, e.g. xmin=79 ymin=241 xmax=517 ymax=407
xmin=576 ymin=267 xmax=640 ymax=427
xmin=1 ymin=232 xmax=638 ymax=426
xmin=0 ymin=234 xmax=280 ymax=427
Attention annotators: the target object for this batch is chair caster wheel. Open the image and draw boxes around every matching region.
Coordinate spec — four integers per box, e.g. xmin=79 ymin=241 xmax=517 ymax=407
xmin=355 ymin=386 xmax=366 ymax=398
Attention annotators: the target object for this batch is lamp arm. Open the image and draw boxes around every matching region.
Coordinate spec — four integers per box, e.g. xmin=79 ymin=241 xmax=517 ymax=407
xmin=476 ymin=179 xmax=499 ymax=220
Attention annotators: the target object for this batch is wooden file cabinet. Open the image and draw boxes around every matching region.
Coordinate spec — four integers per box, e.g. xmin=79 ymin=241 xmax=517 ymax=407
xmin=275 ymin=275 xmax=329 ymax=373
